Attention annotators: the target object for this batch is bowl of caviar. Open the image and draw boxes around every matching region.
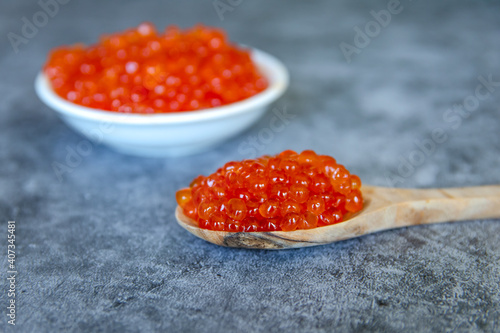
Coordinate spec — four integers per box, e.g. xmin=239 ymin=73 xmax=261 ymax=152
xmin=35 ymin=23 xmax=289 ymax=156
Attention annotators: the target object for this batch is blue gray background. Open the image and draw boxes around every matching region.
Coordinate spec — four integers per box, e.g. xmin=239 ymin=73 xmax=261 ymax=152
xmin=1 ymin=0 xmax=499 ymax=332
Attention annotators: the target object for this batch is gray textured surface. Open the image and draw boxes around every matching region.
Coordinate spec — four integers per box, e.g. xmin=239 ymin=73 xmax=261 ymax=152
xmin=1 ymin=0 xmax=500 ymax=332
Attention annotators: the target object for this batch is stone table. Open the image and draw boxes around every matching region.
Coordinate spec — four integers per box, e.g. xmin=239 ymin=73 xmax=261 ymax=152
xmin=1 ymin=0 xmax=499 ymax=332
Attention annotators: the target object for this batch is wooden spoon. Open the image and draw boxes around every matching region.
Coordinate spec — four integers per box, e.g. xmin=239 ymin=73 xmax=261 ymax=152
xmin=175 ymin=185 xmax=500 ymax=249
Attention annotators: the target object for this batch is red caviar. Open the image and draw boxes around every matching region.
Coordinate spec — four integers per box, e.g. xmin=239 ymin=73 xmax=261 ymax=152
xmin=176 ymin=150 xmax=363 ymax=232
xmin=44 ymin=23 xmax=268 ymax=113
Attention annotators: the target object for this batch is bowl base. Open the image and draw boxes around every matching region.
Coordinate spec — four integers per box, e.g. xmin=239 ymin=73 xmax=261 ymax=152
xmin=107 ymin=141 xmax=221 ymax=157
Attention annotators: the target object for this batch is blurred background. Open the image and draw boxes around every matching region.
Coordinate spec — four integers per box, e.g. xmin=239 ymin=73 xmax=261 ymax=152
xmin=1 ymin=0 xmax=499 ymax=332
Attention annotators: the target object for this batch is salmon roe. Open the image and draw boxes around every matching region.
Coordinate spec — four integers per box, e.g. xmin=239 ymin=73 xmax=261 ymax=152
xmin=176 ymin=150 xmax=363 ymax=232
xmin=43 ymin=23 xmax=268 ymax=113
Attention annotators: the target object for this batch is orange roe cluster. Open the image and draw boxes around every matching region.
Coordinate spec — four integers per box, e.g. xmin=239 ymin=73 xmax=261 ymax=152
xmin=176 ymin=150 xmax=363 ymax=232
xmin=43 ymin=23 xmax=268 ymax=113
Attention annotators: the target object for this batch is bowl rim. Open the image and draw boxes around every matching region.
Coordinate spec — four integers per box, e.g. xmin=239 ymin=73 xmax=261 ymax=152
xmin=35 ymin=48 xmax=289 ymax=125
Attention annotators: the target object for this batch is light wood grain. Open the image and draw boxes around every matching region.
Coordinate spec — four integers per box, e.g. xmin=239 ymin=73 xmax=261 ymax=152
xmin=175 ymin=185 xmax=500 ymax=249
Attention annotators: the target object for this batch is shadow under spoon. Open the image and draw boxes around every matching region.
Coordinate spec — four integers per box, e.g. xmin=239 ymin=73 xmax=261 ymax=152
xmin=175 ymin=185 xmax=500 ymax=249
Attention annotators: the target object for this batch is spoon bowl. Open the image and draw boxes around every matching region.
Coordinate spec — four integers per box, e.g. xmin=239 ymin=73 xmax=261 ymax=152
xmin=176 ymin=185 xmax=500 ymax=249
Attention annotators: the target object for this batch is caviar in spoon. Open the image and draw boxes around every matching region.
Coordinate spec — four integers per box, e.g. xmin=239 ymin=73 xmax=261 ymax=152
xmin=176 ymin=150 xmax=363 ymax=232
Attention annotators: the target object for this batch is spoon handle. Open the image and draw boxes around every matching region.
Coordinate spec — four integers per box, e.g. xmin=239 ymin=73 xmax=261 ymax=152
xmin=378 ymin=185 xmax=500 ymax=202
xmin=356 ymin=185 xmax=500 ymax=232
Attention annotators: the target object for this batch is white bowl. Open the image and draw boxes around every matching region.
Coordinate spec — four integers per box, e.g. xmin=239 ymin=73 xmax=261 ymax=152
xmin=35 ymin=48 xmax=289 ymax=157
